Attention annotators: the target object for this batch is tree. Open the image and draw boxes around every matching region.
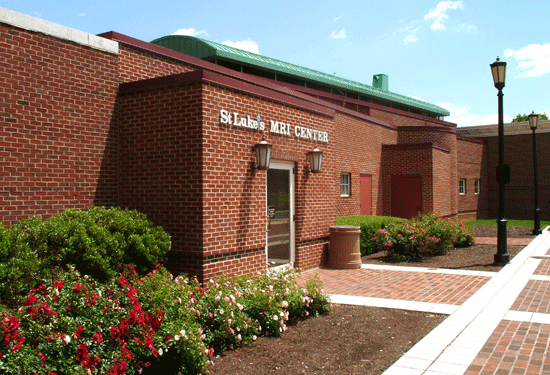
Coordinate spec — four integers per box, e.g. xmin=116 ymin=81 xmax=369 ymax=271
xmin=512 ymin=113 xmax=549 ymax=122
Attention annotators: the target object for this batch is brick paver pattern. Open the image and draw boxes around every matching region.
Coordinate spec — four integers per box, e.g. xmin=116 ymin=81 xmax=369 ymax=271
xmin=303 ymin=268 xmax=490 ymax=305
xmin=464 ymin=320 xmax=550 ymax=375
xmin=511 ymin=280 xmax=550 ymax=314
xmin=535 ymin=258 xmax=550 ymax=276
xmin=476 ymin=237 xmax=533 ymax=246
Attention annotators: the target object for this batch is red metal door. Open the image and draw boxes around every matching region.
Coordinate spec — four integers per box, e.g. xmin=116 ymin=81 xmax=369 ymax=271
xmin=391 ymin=176 xmax=422 ymax=219
xmin=360 ymin=174 xmax=372 ymax=215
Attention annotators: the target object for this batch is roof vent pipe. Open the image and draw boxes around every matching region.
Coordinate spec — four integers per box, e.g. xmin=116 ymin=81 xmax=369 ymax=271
xmin=373 ymin=74 xmax=388 ymax=90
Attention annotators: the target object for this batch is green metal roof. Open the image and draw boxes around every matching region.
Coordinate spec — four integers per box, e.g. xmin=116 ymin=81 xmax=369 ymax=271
xmin=151 ymin=35 xmax=450 ymax=117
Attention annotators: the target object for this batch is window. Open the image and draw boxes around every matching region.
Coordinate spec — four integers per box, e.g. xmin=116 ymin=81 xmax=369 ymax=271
xmin=340 ymin=173 xmax=351 ymax=197
xmin=459 ymin=179 xmax=466 ymax=195
xmin=474 ymin=179 xmax=480 ymax=195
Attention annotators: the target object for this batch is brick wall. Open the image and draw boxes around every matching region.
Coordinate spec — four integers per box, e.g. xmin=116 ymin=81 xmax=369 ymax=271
xmin=333 ymin=112 xmax=397 ymax=217
xmin=117 ymin=45 xmax=196 ymax=82
xmin=457 ymin=137 xmax=488 ymax=220
xmin=201 ymin=82 xmax=335 ymax=276
xmin=398 ymin=127 xmax=458 ymax=216
xmin=118 ymin=78 xmax=204 ymax=277
xmin=0 ymin=22 xmax=119 ymax=226
xmin=432 ymin=148 xmax=452 ymax=217
xmin=117 ymin=70 xmax=337 ymax=279
xmin=381 ymin=144 xmax=451 ymax=217
xmin=485 ymin=132 xmax=550 ymax=219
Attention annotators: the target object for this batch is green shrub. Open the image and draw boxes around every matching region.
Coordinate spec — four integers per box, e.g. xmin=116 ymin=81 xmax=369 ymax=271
xmin=0 ymin=207 xmax=171 ymax=307
xmin=335 ymin=215 xmax=403 ymax=255
xmin=372 ymin=213 xmax=475 ymax=262
xmin=194 ymin=268 xmax=331 ymax=354
xmin=0 ymin=223 xmax=42 ymax=308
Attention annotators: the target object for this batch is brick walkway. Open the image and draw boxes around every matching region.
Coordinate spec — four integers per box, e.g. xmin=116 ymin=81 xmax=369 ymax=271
xmin=299 ymin=230 xmax=550 ymax=375
xmin=304 ymin=267 xmax=491 ymax=306
xmin=463 ymin=254 xmax=550 ymax=375
xmin=476 ymin=237 xmax=534 ymax=246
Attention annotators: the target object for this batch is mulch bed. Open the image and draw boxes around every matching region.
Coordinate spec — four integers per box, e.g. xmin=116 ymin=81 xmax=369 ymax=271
xmin=208 ymin=226 xmax=537 ymax=375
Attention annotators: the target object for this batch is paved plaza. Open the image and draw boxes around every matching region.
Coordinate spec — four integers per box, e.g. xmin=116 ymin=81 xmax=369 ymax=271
xmin=300 ymin=229 xmax=550 ymax=375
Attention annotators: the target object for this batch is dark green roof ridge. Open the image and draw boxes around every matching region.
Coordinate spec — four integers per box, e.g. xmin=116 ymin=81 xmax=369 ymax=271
xmin=151 ymin=35 xmax=450 ymax=117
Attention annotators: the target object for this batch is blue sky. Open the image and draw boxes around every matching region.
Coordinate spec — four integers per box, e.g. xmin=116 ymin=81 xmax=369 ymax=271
xmin=5 ymin=1 xmax=550 ymax=127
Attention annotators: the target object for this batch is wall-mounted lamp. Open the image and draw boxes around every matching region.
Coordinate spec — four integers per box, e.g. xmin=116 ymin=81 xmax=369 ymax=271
xmin=251 ymin=135 xmax=272 ymax=175
xmin=306 ymin=145 xmax=323 ymax=178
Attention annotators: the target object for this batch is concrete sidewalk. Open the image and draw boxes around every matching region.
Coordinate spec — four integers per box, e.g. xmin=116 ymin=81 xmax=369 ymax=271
xmin=302 ymin=228 xmax=550 ymax=375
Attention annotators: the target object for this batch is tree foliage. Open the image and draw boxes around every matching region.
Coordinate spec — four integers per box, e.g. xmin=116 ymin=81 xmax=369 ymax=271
xmin=512 ymin=113 xmax=548 ymax=122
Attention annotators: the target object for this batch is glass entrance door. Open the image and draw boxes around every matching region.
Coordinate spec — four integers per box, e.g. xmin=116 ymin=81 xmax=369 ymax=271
xmin=267 ymin=162 xmax=294 ymax=267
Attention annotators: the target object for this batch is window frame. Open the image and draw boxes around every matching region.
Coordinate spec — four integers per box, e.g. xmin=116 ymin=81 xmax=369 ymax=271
xmin=340 ymin=173 xmax=351 ymax=197
xmin=459 ymin=178 xmax=466 ymax=195
xmin=474 ymin=179 xmax=480 ymax=195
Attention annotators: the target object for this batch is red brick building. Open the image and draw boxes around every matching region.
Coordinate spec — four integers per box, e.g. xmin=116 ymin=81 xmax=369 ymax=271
xmin=1 ymin=8 xmax=545 ymax=280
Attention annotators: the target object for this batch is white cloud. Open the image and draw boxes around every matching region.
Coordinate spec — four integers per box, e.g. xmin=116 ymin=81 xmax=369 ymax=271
xmin=403 ymin=34 xmax=417 ymax=44
xmin=222 ymin=40 xmax=260 ymax=54
xmin=333 ymin=15 xmax=344 ymax=22
xmin=78 ymin=13 xmax=86 ymax=17
xmin=437 ymin=102 xmax=479 ymax=126
xmin=402 ymin=26 xmax=421 ymax=44
xmin=474 ymin=113 xmax=513 ymax=126
xmin=504 ymin=44 xmax=550 ymax=78
xmin=457 ymin=23 xmax=477 ymax=33
xmin=408 ymin=95 xmax=427 ymax=102
xmin=436 ymin=102 xmax=512 ymax=127
xmin=330 ymin=28 xmax=346 ymax=39
xmin=172 ymin=28 xmax=208 ymax=37
xmin=424 ymin=1 xmax=464 ymax=31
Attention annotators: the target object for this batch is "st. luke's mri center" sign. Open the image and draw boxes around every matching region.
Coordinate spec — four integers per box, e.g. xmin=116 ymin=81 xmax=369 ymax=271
xmin=219 ymin=109 xmax=328 ymax=143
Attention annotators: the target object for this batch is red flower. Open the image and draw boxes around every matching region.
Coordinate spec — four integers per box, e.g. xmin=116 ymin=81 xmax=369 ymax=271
xmin=38 ymin=352 xmax=47 ymax=367
xmin=24 ymin=294 xmax=37 ymax=306
xmin=73 ymin=283 xmax=87 ymax=293
xmin=92 ymin=332 xmax=103 ymax=344
xmin=76 ymin=343 xmax=98 ymax=370
xmin=73 ymin=325 xmax=84 ymax=339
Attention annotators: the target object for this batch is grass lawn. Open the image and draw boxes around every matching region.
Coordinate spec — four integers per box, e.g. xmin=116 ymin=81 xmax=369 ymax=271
xmin=464 ymin=218 xmax=550 ymax=228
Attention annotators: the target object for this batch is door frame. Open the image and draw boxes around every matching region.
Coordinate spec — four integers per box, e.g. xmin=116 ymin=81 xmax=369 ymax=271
xmin=266 ymin=160 xmax=295 ymax=269
xmin=360 ymin=174 xmax=372 ymax=216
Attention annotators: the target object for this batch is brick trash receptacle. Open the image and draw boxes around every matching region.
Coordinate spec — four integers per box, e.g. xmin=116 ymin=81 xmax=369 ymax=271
xmin=329 ymin=226 xmax=361 ymax=269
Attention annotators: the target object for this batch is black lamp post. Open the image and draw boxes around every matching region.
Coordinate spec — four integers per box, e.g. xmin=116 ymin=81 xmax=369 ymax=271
xmin=491 ymin=57 xmax=510 ymax=264
xmin=529 ymin=111 xmax=542 ymax=235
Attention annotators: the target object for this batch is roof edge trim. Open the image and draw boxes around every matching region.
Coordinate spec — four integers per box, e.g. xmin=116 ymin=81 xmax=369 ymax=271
xmin=0 ymin=8 xmax=118 ymax=54
xmin=118 ymin=69 xmax=336 ymax=118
